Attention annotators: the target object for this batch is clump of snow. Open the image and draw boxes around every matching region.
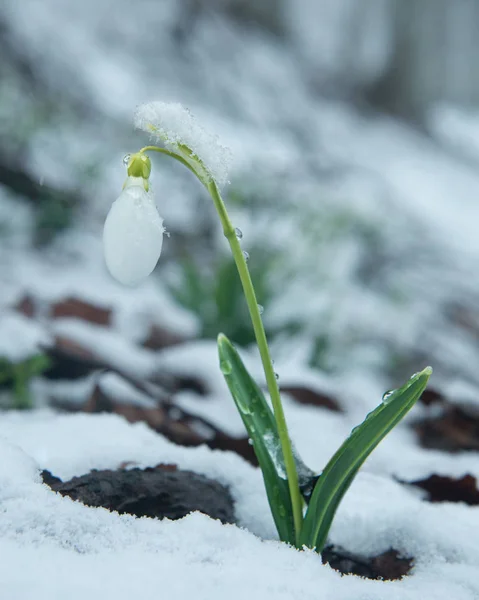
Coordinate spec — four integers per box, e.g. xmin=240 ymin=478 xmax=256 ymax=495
xmin=51 ymin=318 xmax=157 ymax=378
xmin=0 ymin=313 xmax=50 ymax=361
xmin=134 ymin=101 xmax=232 ymax=186
xmin=429 ymin=103 xmax=479 ymax=162
xmin=96 ymin=372 xmax=158 ymax=408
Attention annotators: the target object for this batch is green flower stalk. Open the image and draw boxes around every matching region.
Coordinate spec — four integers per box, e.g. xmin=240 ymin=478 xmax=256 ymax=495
xmin=103 ymin=101 xmax=304 ymax=541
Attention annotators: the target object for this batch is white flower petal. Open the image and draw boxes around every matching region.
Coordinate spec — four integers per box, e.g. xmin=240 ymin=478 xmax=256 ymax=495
xmin=103 ymin=179 xmax=164 ymax=286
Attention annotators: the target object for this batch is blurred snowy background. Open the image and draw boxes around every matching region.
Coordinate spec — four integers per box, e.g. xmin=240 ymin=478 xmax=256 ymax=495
xmin=2 ymin=0 xmax=479 ymax=402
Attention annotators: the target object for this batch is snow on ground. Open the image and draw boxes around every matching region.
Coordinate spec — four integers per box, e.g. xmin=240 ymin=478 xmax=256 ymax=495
xmin=0 ymin=411 xmax=478 ymax=600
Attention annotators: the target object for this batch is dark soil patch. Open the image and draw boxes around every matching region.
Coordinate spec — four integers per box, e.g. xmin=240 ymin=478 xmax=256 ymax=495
xmin=42 ymin=464 xmax=235 ymax=524
xmin=322 ymin=546 xmax=413 ymax=580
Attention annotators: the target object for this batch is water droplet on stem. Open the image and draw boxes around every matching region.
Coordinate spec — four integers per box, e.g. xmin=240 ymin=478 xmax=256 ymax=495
xmin=243 ymin=250 xmax=249 ymax=262
xmin=258 ymin=304 xmax=264 ymax=315
xmin=123 ymin=154 xmax=131 ymax=166
xmin=235 ymin=227 xmax=243 ymax=240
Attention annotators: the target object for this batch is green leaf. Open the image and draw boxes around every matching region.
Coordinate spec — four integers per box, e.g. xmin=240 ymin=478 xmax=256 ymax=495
xmin=22 ymin=353 xmax=51 ymax=377
xmin=0 ymin=358 xmax=14 ymax=384
xmin=0 ymin=353 xmax=51 ymax=410
xmin=300 ymin=367 xmax=432 ymax=552
xmin=218 ymin=333 xmax=297 ymax=543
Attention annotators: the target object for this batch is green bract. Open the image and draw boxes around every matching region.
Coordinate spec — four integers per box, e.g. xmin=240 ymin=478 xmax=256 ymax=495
xmin=127 ymin=152 xmax=151 ymax=180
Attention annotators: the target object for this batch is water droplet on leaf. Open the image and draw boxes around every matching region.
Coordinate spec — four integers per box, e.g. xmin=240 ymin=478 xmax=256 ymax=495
xmin=220 ymin=360 xmax=232 ymax=375
xmin=235 ymin=227 xmax=243 ymax=240
xmin=382 ymin=389 xmax=395 ymax=404
xmin=274 ymin=372 xmax=279 ymax=380
xmin=258 ymin=304 xmax=264 ymax=315
xmin=243 ymin=250 xmax=249 ymax=262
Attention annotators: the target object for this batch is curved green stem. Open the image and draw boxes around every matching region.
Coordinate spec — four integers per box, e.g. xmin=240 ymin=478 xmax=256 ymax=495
xmin=140 ymin=146 xmax=200 ymax=179
xmin=208 ymin=180 xmax=303 ymax=543
xmin=141 ymin=145 xmax=303 ymax=543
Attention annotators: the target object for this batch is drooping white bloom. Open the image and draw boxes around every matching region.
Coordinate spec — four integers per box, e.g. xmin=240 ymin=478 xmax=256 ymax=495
xmin=134 ymin=101 xmax=232 ymax=186
xmin=103 ymin=176 xmax=164 ymax=286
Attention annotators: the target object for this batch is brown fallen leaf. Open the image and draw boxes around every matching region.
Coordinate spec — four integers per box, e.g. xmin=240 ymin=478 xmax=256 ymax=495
xmin=414 ymin=404 xmax=479 ymax=452
xmin=322 ymin=546 xmax=413 ymax=580
xmin=13 ymin=294 xmax=36 ymax=318
xmin=51 ymin=297 xmax=112 ymax=326
xmin=406 ymin=474 xmax=479 ymax=505
xmin=281 ymin=385 xmax=341 ymax=412
xmin=418 ymin=387 xmax=444 ymax=406
xmin=42 ymin=336 xmax=107 ymax=379
xmin=83 ymin=383 xmax=258 ymax=466
xmin=142 ymin=324 xmax=189 ymax=350
xmin=14 ymin=294 xmax=112 ymax=326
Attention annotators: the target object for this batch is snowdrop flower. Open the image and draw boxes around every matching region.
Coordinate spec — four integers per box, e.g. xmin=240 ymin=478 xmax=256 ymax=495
xmin=103 ymin=102 xmax=231 ymax=286
xmin=103 ymin=153 xmax=165 ymax=286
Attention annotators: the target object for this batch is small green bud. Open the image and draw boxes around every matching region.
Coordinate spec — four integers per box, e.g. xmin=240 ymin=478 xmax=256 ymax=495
xmin=127 ymin=152 xmax=151 ymax=180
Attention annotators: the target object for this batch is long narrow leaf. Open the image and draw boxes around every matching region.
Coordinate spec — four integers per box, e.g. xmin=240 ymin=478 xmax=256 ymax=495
xmin=300 ymin=367 xmax=432 ymax=552
xmin=218 ymin=335 xmax=317 ymax=492
xmin=218 ymin=333 xmax=294 ymax=542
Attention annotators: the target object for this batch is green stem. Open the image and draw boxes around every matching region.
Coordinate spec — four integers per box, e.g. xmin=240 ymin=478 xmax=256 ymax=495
xmin=140 ymin=146 xmax=199 ymax=178
xmin=140 ymin=145 xmax=303 ymax=543
xmin=207 ymin=180 xmax=303 ymax=544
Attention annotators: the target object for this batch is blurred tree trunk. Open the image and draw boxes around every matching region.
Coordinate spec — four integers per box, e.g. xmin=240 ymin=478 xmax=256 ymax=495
xmin=174 ymin=0 xmax=286 ymax=38
xmin=368 ymin=0 xmax=479 ymax=119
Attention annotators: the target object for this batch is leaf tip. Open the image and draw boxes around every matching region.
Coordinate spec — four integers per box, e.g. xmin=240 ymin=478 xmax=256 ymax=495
xmin=217 ymin=332 xmax=228 ymax=346
xmin=421 ymin=366 xmax=433 ymax=378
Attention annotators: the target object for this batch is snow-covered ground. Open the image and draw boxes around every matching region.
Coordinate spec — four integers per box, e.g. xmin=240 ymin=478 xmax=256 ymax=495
xmin=1 ymin=0 xmax=479 ymax=598
xmin=0 ymin=408 xmax=478 ymax=600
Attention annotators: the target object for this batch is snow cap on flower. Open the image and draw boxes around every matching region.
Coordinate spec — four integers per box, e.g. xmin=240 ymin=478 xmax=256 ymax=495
xmin=134 ymin=101 xmax=232 ymax=186
xmin=103 ymin=175 xmax=165 ymax=286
